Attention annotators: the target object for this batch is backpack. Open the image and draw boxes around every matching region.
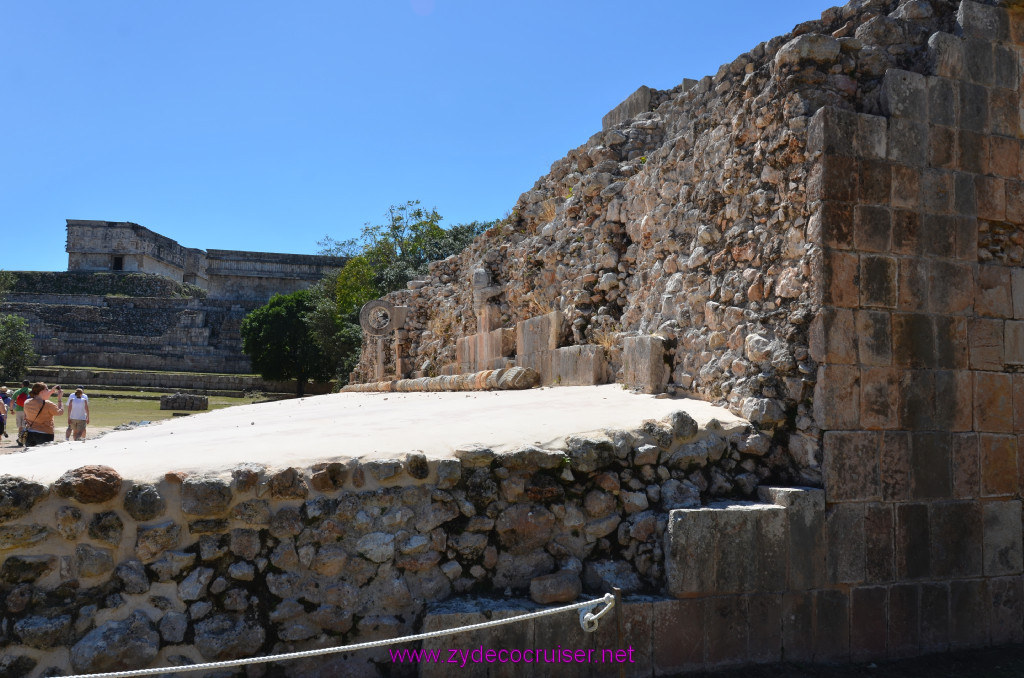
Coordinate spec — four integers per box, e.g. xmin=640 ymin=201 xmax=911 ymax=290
xmin=15 ymin=392 xmax=27 ymax=408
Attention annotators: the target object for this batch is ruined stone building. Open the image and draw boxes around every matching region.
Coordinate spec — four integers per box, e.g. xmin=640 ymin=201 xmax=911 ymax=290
xmin=345 ymin=0 xmax=1024 ymax=666
xmin=2 ymin=220 xmax=343 ymax=373
xmin=65 ymin=220 xmax=340 ymax=302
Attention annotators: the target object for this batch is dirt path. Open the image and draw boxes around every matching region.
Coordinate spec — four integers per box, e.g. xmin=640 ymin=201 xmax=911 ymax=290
xmin=0 ymin=425 xmax=115 ymax=454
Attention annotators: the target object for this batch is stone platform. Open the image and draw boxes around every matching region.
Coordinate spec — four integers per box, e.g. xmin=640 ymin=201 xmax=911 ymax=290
xmin=0 ymin=385 xmax=775 ymax=677
xmin=0 ymin=385 xmax=744 ymax=484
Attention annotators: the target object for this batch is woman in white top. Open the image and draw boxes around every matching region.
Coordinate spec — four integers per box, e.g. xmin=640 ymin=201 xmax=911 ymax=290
xmin=66 ymin=387 xmax=90 ymax=441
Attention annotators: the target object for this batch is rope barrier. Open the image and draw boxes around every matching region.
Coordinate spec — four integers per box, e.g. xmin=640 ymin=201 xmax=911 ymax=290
xmin=64 ymin=593 xmax=616 ymax=678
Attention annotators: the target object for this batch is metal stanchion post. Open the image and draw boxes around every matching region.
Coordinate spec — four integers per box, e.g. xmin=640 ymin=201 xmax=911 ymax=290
xmin=613 ymin=586 xmax=625 ymax=678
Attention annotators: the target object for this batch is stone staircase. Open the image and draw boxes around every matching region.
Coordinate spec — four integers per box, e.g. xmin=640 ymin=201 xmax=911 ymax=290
xmin=4 ymin=295 xmax=256 ymax=374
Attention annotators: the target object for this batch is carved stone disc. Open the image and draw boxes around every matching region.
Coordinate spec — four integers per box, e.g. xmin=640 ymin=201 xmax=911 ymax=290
xmin=359 ymin=300 xmax=397 ymax=336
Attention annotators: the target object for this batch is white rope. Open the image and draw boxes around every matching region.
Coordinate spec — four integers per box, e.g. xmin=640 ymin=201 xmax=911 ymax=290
xmin=65 ymin=593 xmax=616 ymax=678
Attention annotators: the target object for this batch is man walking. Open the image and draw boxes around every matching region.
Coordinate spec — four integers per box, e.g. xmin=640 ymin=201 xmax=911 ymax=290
xmin=11 ymin=380 xmax=30 ymax=445
xmin=66 ymin=387 xmax=90 ymax=441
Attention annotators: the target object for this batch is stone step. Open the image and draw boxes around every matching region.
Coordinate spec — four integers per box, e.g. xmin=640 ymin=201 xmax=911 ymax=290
xmin=664 ymin=487 xmax=824 ymax=599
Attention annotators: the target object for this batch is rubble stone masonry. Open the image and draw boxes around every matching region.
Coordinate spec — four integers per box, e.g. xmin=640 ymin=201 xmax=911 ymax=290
xmin=351 ymin=0 xmax=1024 ymax=670
xmin=1 ymin=0 xmax=1023 ymax=675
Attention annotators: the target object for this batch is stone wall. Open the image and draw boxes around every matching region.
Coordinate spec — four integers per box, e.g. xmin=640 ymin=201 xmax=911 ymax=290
xmin=0 ymin=407 xmax=776 ymax=676
xmin=3 ymin=270 xmax=339 ymax=377
xmin=353 ymin=0 xmax=971 ymax=483
xmin=8 ymin=272 xmax=206 ymax=299
xmin=353 ymin=0 xmax=1020 ymax=480
xmin=343 ymin=0 xmax=1024 ymax=670
xmin=3 ymin=295 xmax=259 ymax=374
xmin=159 ymin=394 xmax=209 ymax=411
xmin=804 ymin=0 xmax=1024 ymax=663
xmin=204 ymin=250 xmax=340 ymax=301
xmin=7 ymin=226 xmax=345 ymax=375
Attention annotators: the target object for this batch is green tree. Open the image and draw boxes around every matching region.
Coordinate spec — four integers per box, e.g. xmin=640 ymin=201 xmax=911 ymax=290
xmin=305 ymin=277 xmax=363 ymax=382
xmin=0 ymin=270 xmax=14 ymax=299
xmin=0 ymin=314 xmax=37 ymax=382
xmin=0 ymin=271 xmax=37 ymax=381
xmin=240 ymin=290 xmax=334 ymax=397
xmin=318 ymin=200 xmax=492 ymax=302
xmin=312 ymin=201 xmax=493 ymax=382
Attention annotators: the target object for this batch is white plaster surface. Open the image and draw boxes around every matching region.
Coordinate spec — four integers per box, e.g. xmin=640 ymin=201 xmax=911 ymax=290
xmin=0 ymin=385 xmax=745 ymax=483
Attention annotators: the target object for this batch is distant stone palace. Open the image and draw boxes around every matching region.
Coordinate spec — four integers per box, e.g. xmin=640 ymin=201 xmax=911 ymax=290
xmin=65 ymin=220 xmax=343 ymax=301
xmin=1 ymin=220 xmax=344 ymax=374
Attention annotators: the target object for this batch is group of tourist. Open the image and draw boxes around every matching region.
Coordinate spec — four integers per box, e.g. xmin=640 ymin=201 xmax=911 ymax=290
xmin=0 ymin=380 xmax=91 ymax=447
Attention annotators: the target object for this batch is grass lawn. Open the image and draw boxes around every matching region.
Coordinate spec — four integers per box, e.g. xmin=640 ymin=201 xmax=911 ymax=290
xmin=83 ymin=393 xmax=274 ymax=428
xmin=1 ymin=393 xmax=277 ymax=446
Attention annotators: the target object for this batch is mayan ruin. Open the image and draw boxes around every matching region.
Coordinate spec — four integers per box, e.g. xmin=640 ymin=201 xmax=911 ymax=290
xmin=2 ymin=220 xmax=343 ymax=374
xmin=0 ymin=0 xmax=1022 ymax=675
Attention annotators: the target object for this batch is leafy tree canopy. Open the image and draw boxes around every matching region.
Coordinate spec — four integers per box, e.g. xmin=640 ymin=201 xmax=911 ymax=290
xmin=0 ymin=271 xmax=38 ymax=382
xmin=0 ymin=270 xmax=14 ymax=300
xmin=305 ymin=276 xmax=363 ymax=381
xmin=240 ymin=290 xmax=334 ymax=396
xmin=0 ymin=314 xmax=37 ymax=383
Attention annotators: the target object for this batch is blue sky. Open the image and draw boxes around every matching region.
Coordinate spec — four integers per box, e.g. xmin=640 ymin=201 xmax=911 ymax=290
xmin=3 ymin=1 xmax=837 ymax=272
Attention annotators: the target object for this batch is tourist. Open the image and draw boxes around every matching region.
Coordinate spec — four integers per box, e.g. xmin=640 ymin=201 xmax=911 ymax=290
xmin=0 ymin=386 xmax=9 ymax=438
xmin=21 ymin=383 xmax=64 ymax=447
xmin=10 ymin=380 xmax=30 ymax=445
xmin=65 ymin=387 xmax=90 ymax=441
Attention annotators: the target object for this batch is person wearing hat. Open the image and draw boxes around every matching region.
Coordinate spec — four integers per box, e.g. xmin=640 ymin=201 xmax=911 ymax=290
xmin=66 ymin=387 xmax=90 ymax=441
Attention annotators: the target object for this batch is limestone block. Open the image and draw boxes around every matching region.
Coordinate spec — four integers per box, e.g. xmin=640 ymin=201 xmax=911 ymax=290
xmin=665 ymin=501 xmax=788 ymax=597
xmin=880 ymin=69 xmax=927 ymax=120
xmin=808 ymin=106 xmax=857 ymax=156
xmin=529 ymin=570 xmax=581 ymax=604
xmin=159 ymin=393 xmax=209 ymax=410
xmin=602 ymin=85 xmax=652 ymax=131
xmin=928 ymin=32 xmax=963 ymax=79
xmin=622 ymin=336 xmax=667 ymax=394
xmin=957 ymin=0 xmax=1009 ymax=41
xmin=983 ymin=500 xmax=1023 ymax=576
xmin=814 ymin=589 xmax=851 ymax=660
xmin=517 ymin=351 xmax=552 ymax=385
xmin=478 ymin=328 xmax=515 ymax=369
xmin=758 ymin=486 xmax=827 ymax=590
xmin=887 ymin=583 xmax=921 ymax=657
xmin=421 ymin=599 xmax=539 ymax=678
xmin=515 ymin=311 xmax=563 ymax=357
xmin=457 ymin=328 xmax=515 ymax=373
xmin=949 ymin=579 xmax=989 ymax=649
xmin=990 ymin=577 xmax=1024 ymax=645
xmin=455 ymin=335 xmax=473 ymax=373
xmin=652 ymin=598 xmax=705 ymax=674
xmin=550 ymin=345 xmax=606 ymax=386
xmin=822 ymin=431 xmax=880 ymax=502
